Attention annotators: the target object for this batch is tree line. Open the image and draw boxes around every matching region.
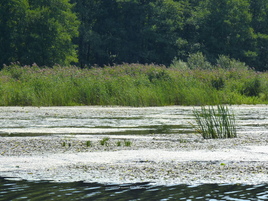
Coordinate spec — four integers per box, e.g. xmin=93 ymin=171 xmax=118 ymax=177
xmin=1 ymin=0 xmax=268 ymax=71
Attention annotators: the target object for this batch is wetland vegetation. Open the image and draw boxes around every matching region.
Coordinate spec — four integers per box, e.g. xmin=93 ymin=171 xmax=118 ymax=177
xmin=0 ymin=58 xmax=268 ymax=106
xmin=193 ymin=105 xmax=237 ymax=139
xmin=0 ymin=61 xmax=268 ymax=107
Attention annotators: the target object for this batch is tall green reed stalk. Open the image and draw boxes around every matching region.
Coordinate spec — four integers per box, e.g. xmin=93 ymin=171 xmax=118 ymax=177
xmin=192 ymin=105 xmax=237 ymax=139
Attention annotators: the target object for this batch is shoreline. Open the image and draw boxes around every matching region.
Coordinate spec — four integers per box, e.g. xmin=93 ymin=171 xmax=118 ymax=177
xmin=1 ymin=133 xmax=268 ymax=185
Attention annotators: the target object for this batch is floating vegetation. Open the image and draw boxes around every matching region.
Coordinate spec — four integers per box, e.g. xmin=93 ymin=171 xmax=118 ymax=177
xmin=124 ymin=140 xmax=132 ymax=147
xmin=192 ymin=105 xmax=237 ymax=139
xmin=100 ymin=137 xmax=110 ymax=146
xmin=116 ymin=141 xmax=121 ymax=147
xmin=86 ymin=141 xmax=91 ymax=147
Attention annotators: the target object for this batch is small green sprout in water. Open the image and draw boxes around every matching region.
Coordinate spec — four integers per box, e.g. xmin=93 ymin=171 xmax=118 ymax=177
xmin=191 ymin=105 xmax=237 ymax=139
xmin=179 ymin=139 xmax=188 ymax=143
xmin=117 ymin=141 xmax=121 ymax=146
xmin=124 ymin=140 xmax=132 ymax=147
xmin=100 ymin=137 xmax=110 ymax=146
xmin=62 ymin=142 xmax=71 ymax=147
xmin=86 ymin=140 xmax=91 ymax=147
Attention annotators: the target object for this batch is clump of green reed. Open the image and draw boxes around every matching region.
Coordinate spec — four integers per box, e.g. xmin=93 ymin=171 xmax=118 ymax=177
xmin=100 ymin=137 xmax=110 ymax=146
xmin=192 ymin=105 xmax=237 ymax=139
xmin=124 ymin=140 xmax=132 ymax=147
xmin=116 ymin=140 xmax=132 ymax=147
xmin=116 ymin=141 xmax=122 ymax=146
xmin=62 ymin=141 xmax=71 ymax=147
xmin=86 ymin=140 xmax=91 ymax=147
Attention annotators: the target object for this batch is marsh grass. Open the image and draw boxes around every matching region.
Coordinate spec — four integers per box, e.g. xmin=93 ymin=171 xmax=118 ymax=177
xmin=124 ymin=140 xmax=132 ymax=147
xmin=100 ymin=137 xmax=110 ymax=146
xmin=86 ymin=140 xmax=91 ymax=147
xmin=116 ymin=141 xmax=121 ymax=146
xmin=0 ymin=63 xmax=267 ymax=106
xmin=192 ymin=105 xmax=237 ymax=139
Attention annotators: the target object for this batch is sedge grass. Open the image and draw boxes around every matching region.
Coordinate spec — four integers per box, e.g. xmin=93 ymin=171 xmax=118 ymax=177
xmin=100 ymin=137 xmax=110 ymax=146
xmin=0 ymin=63 xmax=267 ymax=106
xmin=192 ymin=105 xmax=237 ymax=139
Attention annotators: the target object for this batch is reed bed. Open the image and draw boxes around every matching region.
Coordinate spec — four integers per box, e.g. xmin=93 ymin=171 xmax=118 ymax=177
xmin=0 ymin=63 xmax=267 ymax=106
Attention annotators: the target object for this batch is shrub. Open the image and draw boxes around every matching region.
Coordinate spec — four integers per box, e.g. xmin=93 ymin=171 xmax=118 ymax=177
xmin=241 ymin=77 xmax=261 ymax=97
xmin=216 ymin=55 xmax=248 ymax=70
xmin=187 ymin=52 xmax=212 ymax=70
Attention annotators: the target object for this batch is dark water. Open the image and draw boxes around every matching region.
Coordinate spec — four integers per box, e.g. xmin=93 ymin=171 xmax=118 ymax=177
xmin=0 ymin=178 xmax=267 ymax=201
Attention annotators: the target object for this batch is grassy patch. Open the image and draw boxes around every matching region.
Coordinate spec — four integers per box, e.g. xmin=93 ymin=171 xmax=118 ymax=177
xmin=0 ymin=63 xmax=267 ymax=106
xmin=86 ymin=140 xmax=91 ymax=147
xmin=100 ymin=137 xmax=110 ymax=146
xmin=124 ymin=140 xmax=132 ymax=147
xmin=192 ymin=105 xmax=237 ymax=139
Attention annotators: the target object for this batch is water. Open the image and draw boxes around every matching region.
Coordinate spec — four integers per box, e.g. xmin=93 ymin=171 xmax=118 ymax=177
xmin=0 ymin=178 xmax=267 ymax=200
xmin=0 ymin=105 xmax=267 ymax=136
xmin=0 ymin=105 xmax=267 ymax=200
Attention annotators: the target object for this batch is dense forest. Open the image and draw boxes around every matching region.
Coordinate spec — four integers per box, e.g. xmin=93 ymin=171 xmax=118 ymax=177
xmin=1 ymin=0 xmax=268 ymax=71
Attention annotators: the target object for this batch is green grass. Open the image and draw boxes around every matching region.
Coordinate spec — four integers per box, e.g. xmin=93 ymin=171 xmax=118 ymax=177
xmin=124 ymin=140 xmax=132 ymax=147
xmin=100 ymin=137 xmax=110 ymax=146
xmin=192 ymin=105 xmax=237 ymax=139
xmin=0 ymin=62 xmax=267 ymax=106
xmin=86 ymin=140 xmax=91 ymax=147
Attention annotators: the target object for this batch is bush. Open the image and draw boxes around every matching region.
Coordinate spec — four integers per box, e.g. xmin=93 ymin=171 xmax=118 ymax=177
xmin=187 ymin=52 xmax=212 ymax=70
xmin=241 ymin=77 xmax=261 ymax=97
xmin=216 ymin=55 xmax=248 ymax=70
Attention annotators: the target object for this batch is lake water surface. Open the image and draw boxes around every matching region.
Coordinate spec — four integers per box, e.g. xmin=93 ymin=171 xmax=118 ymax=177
xmin=0 ymin=105 xmax=267 ymax=200
xmin=0 ymin=178 xmax=267 ymax=200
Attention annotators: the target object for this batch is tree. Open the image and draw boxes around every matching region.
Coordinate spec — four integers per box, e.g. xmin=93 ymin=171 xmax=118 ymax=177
xmin=71 ymin=0 xmax=121 ymax=67
xmin=72 ymin=0 xmax=187 ymax=67
xmin=0 ymin=0 xmax=79 ymax=67
xmin=198 ymin=0 xmax=255 ymax=64
xmin=0 ymin=0 xmax=28 ymax=66
xmin=249 ymin=0 xmax=268 ymax=70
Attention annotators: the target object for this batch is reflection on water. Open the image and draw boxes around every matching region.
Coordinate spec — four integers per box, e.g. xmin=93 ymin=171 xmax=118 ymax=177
xmin=0 ymin=178 xmax=267 ymax=201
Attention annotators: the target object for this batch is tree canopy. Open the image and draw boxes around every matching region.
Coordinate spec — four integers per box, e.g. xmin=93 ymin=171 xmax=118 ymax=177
xmin=1 ymin=0 xmax=268 ymax=71
xmin=0 ymin=0 xmax=79 ymax=66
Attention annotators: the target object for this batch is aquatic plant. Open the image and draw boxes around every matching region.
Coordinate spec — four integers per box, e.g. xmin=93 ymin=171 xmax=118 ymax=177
xmin=124 ymin=140 xmax=132 ymax=147
xmin=86 ymin=140 xmax=91 ymax=147
xmin=0 ymin=63 xmax=267 ymax=106
xmin=100 ymin=137 xmax=110 ymax=146
xmin=192 ymin=105 xmax=237 ymax=139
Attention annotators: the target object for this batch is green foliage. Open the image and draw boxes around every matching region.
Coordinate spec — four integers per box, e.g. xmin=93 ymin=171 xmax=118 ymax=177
xmin=124 ymin=140 xmax=132 ymax=147
xmin=241 ymin=77 xmax=261 ymax=97
xmin=187 ymin=52 xmax=212 ymax=70
xmin=216 ymin=55 xmax=248 ymax=70
xmin=86 ymin=141 xmax=91 ymax=147
xmin=71 ymin=0 xmax=188 ymax=67
xmin=2 ymin=0 xmax=268 ymax=70
xmin=0 ymin=0 xmax=79 ymax=67
xmin=0 ymin=63 xmax=268 ymax=106
xmin=116 ymin=141 xmax=121 ymax=147
xmin=100 ymin=137 xmax=110 ymax=146
xmin=193 ymin=105 xmax=237 ymax=139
